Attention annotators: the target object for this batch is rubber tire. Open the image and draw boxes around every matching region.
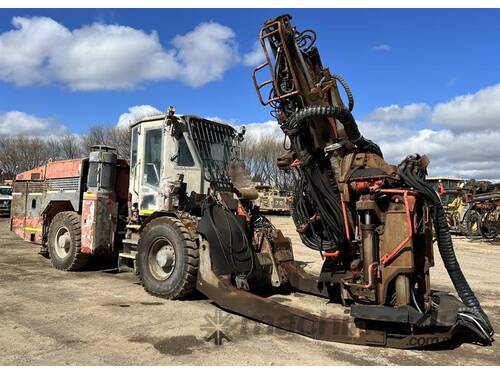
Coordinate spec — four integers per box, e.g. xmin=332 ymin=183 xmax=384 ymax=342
xmin=464 ymin=210 xmax=482 ymax=238
xmin=481 ymin=211 xmax=499 ymax=240
xmin=48 ymin=211 xmax=89 ymax=271
xmin=137 ymin=216 xmax=199 ymax=299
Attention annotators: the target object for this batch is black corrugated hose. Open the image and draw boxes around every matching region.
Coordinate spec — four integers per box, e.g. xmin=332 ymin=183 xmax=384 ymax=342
xmin=398 ymin=155 xmax=494 ymax=344
xmin=332 ymin=74 xmax=354 ymax=112
xmin=286 ymin=105 xmax=383 ymax=158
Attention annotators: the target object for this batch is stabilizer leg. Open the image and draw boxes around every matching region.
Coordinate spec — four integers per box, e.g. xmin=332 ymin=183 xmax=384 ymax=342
xmin=196 ymin=240 xmax=458 ymax=348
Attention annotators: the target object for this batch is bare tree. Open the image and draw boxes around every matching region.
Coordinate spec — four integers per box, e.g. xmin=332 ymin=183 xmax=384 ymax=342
xmin=241 ymin=134 xmax=295 ymax=191
xmin=0 ymin=136 xmax=59 ymax=179
xmin=82 ymin=125 xmax=130 ymax=159
xmin=0 ymin=123 xmax=293 ymax=191
xmin=58 ymin=133 xmax=84 ymax=159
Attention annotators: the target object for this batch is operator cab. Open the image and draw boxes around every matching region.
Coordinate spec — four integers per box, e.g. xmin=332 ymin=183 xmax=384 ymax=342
xmin=128 ymin=111 xmax=239 ymax=215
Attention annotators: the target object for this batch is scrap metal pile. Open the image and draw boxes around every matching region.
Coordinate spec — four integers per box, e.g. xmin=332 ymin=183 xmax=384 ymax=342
xmin=444 ymin=180 xmax=500 ymax=239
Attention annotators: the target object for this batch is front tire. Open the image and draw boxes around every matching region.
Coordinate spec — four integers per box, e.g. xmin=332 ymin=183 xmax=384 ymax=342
xmin=137 ymin=217 xmax=199 ymax=299
xmin=48 ymin=211 xmax=89 ymax=271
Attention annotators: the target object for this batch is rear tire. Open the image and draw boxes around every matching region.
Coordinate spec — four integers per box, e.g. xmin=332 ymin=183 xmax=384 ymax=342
xmin=48 ymin=211 xmax=89 ymax=271
xmin=137 ymin=217 xmax=199 ymax=299
xmin=481 ymin=210 xmax=499 ymax=240
xmin=464 ymin=210 xmax=482 ymax=238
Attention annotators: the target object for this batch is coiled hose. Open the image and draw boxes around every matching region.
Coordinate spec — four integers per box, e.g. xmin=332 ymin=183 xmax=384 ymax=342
xmin=398 ymin=155 xmax=494 ymax=342
xmin=286 ymin=105 xmax=383 ymax=158
xmin=332 ymin=74 xmax=354 ymax=112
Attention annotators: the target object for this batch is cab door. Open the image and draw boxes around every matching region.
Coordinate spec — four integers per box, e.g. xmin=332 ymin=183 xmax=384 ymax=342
xmin=170 ymin=130 xmax=203 ymax=195
xmin=138 ymin=125 xmax=164 ymax=214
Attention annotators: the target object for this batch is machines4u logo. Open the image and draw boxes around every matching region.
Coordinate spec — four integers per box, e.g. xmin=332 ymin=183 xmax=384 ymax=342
xmin=201 ymin=310 xmax=232 ymax=345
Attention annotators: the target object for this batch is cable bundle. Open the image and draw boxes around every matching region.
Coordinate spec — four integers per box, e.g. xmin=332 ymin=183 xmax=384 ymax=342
xmin=398 ymin=154 xmax=494 ymax=344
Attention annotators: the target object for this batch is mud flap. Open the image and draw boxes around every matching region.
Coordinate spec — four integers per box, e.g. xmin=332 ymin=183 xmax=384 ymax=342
xmin=197 ymin=200 xmax=253 ymax=276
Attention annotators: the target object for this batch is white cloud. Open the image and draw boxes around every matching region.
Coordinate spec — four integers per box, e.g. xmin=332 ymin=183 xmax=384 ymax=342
xmin=117 ymin=105 xmax=162 ymax=127
xmin=0 ymin=111 xmax=66 ymax=136
xmin=172 ymin=22 xmax=240 ymax=87
xmin=242 ymin=41 xmax=265 ymax=67
xmin=359 ymin=83 xmax=500 ymax=180
xmin=431 ymin=83 xmax=500 ymax=132
xmin=241 ymin=120 xmax=282 ymax=141
xmin=0 ymin=17 xmax=69 ymax=86
xmin=207 ymin=116 xmax=281 ymax=142
xmin=0 ymin=16 xmax=239 ymax=90
xmin=365 ymin=126 xmax=500 ymax=180
xmin=365 ymin=103 xmax=431 ymax=124
xmin=371 ymin=44 xmax=392 ymax=51
xmin=51 ymin=23 xmax=180 ymax=91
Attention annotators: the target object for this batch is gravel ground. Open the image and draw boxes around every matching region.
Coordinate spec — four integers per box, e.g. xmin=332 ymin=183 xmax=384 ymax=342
xmin=0 ymin=215 xmax=499 ymax=365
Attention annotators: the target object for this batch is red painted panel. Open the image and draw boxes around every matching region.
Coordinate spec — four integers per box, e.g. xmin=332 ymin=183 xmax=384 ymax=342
xmin=11 ymin=216 xmax=25 ymax=238
xmin=45 ymin=159 xmax=85 ymax=179
xmin=15 ymin=166 xmax=47 ymax=181
xmin=16 ymin=158 xmax=86 ymax=181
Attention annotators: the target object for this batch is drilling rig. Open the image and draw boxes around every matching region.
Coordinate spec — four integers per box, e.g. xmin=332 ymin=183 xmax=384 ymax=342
xmin=10 ymin=14 xmax=494 ymax=349
xmin=251 ymin=14 xmax=494 ymax=345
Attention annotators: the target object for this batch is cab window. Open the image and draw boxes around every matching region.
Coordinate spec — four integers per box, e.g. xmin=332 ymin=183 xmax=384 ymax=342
xmin=176 ymin=132 xmax=195 ymax=167
xmin=131 ymin=126 xmax=139 ymax=169
xmin=144 ymin=128 xmax=162 ymax=187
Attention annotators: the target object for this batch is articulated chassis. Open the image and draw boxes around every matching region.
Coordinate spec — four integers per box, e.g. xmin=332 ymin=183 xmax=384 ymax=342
xmin=197 ymin=240 xmax=461 ymax=349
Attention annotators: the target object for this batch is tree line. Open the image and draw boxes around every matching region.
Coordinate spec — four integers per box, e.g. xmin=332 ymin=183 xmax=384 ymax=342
xmin=1 ymin=125 xmax=293 ymax=191
xmin=0 ymin=126 xmax=130 ymax=181
xmin=240 ymin=135 xmax=296 ymax=191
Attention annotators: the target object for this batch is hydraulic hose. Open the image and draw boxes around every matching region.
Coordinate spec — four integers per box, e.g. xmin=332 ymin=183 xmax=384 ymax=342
xmin=332 ymin=74 xmax=354 ymax=112
xmin=398 ymin=156 xmax=494 ymax=342
xmin=434 ymin=204 xmax=492 ymax=328
xmin=286 ymin=105 xmax=383 ymax=158
xmin=291 ymin=165 xmax=344 ymax=251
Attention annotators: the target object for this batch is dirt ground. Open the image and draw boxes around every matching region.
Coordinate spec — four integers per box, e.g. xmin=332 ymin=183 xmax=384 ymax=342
xmin=0 ymin=215 xmax=499 ymax=365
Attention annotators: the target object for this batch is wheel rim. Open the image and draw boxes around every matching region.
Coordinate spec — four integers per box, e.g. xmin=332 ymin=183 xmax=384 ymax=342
xmin=148 ymin=238 xmax=176 ymax=281
xmin=54 ymin=226 xmax=72 ymax=258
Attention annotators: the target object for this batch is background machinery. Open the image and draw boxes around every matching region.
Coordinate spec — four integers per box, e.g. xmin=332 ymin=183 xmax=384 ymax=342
xmin=0 ymin=184 xmax=12 ymax=217
xmin=255 ymin=184 xmax=291 ymax=214
xmin=440 ymin=180 xmax=500 ymax=239
xmin=9 ymin=14 xmax=494 ymax=349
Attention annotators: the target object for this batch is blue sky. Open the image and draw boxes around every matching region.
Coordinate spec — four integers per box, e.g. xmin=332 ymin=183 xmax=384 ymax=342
xmin=0 ymin=8 xmax=499 ymax=128
xmin=1 ymin=8 xmax=500 ymax=178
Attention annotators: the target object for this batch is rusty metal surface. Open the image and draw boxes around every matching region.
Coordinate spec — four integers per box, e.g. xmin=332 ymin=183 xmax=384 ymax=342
xmin=81 ymin=192 xmax=117 ymax=255
xmin=197 ymin=241 xmax=457 ymax=349
xmin=10 ymin=215 xmax=43 ymax=243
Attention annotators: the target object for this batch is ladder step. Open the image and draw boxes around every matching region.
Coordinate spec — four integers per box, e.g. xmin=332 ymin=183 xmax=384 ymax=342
xmin=122 ymin=238 xmax=138 ymax=245
xmin=119 ymin=251 xmax=137 ymax=259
